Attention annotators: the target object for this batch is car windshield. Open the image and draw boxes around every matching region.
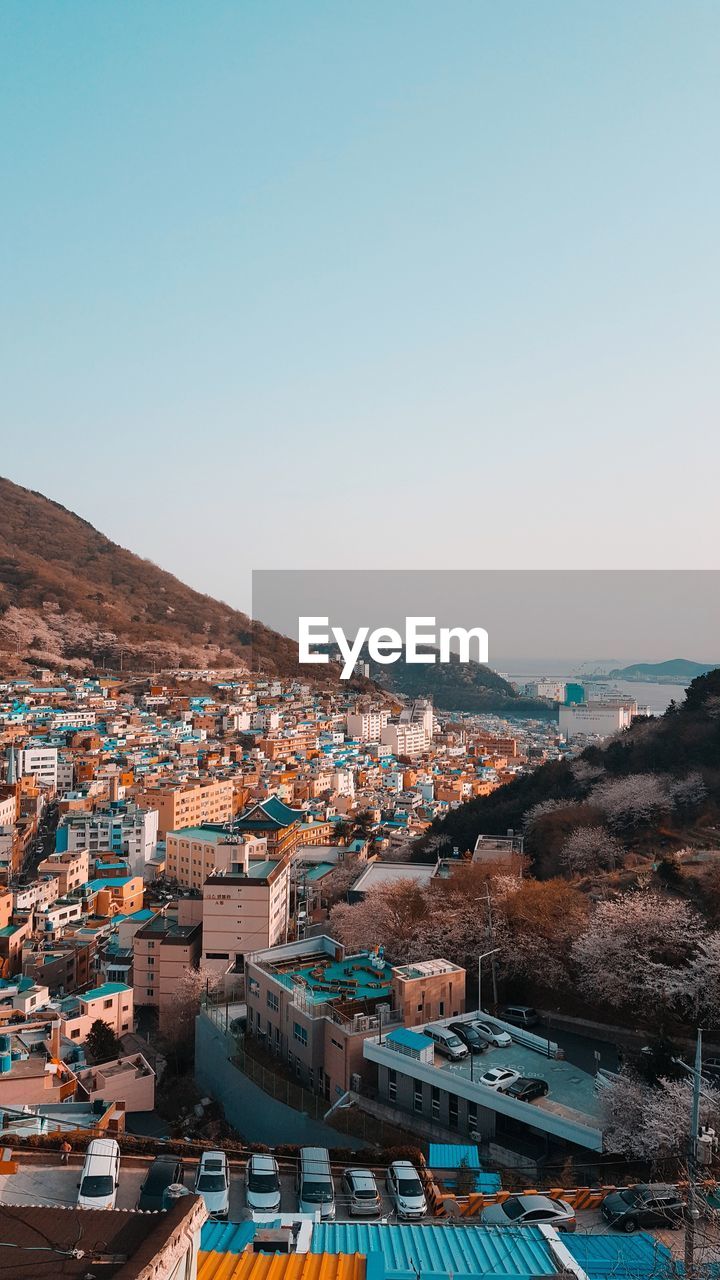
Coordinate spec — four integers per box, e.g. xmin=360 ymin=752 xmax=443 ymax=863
xmin=80 ymin=1175 xmax=113 ymax=1198
xmin=355 ymin=1187 xmax=378 ymax=1198
xmin=398 ymin=1177 xmax=422 ymax=1197
xmin=303 ymin=1181 xmax=333 ymax=1202
xmin=198 ymin=1175 xmax=227 ymax=1192
xmin=620 ymin=1189 xmax=641 ymax=1206
xmin=249 ymin=1173 xmax=279 ymax=1193
xmin=501 ymin=1198 xmax=525 ymax=1220
xmin=446 ymin=1035 xmax=462 ymax=1047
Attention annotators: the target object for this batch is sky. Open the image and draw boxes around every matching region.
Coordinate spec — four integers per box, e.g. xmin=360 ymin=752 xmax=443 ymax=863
xmin=2 ymin=2 xmax=719 ymax=613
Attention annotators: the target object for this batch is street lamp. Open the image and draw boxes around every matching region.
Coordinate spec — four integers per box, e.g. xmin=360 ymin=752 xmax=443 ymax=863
xmin=478 ymin=948 xmax=500 ymax=1016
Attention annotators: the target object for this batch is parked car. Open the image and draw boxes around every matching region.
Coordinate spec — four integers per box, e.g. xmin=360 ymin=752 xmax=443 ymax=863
xmin=245 ymin=1153 xmax=281 ymax=1213
xmin=424 ymin=1023 xmax=468 ymax=1061
xmin=138 ymin=1156 xmax=184 ymax=1211
xmin=448 ymin=1022 xmax=486 ymax=1054
xmin=297 ymin=1147 xmax=335 ymax=1220
xmin=499 ymin=1004 xmax=539 ymax=1029
xmin=482 ymin=1194 xmax=576 ymax=1232
xmin=471 ymin=1019 xmax=513 ymax=1048
xmin=386 ymin=1160 xmax=427 ymax=1220
xmin=77 ymin=1139 xmax=121 ymax=1211
xmin=194 ymin=1150 xmax=230 ymax=1219
xmin=341 ymin=1167 xmax=382 ymax=1217
xmin=478 ymin=1066 xmax=520 ymax=1092
xmin=601 ymin=1184 xmax=684 ymax=1232
xmin=504 ymin=1076 xmax=549 ymax=1102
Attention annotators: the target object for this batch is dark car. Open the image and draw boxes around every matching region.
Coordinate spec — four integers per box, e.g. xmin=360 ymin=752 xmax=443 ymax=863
xmin=499 ymin=1004 xmax=539 ymax=1029
xmin=505 ymin=1076 xmax=549 ymax=1102
xmin=601 ymin=1183 xmax=684 ymax=1232
xmin=448 ymin=1022 xmax=486 ymax=1054
xmin=138 ymin=1156 xmax=184 ymax=1211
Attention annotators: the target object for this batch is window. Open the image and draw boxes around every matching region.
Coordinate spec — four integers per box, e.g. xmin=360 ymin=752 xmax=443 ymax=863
xmin=439 ymin=1001 xmax=445 ymax=1016
xmin=267 ymin=991 xmax=279 ymax=1012
xmin=467 ymin=1101 xmax=478 ymax=1134
xmin=431 ymin=1086 xmax=440 ymax=1120
xmin=293 ymin=1022 xmax=308 ymax=1046
xmin=70 ymin=1028 xmax=80 ymax=1038
xmin=449 ymin=1095 xmax=459 ymax=1129
xmin=147 ymin=988 xmax=154 ymax=997
xmin=103 ymin=999 xmax=113 ymax=1009
xmin=413 ymin=1083 xmax=423 ymax=1114
xmin=388 ymin=1068 xmax=397 ymax=1102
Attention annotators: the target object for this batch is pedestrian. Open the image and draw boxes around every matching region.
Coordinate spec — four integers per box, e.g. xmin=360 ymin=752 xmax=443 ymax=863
xmin=60 ymin=1140 xmax=71 ymax=1166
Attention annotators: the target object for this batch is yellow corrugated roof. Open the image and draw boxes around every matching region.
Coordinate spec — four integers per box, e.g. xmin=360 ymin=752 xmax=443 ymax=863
xmin=198 ymin=1252 xmax=366 ymax=1280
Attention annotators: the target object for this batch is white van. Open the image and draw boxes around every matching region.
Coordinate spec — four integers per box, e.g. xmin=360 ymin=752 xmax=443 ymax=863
xmin=77 ymin=1138 xmax=121 ymax=1210
xmin=297 ymin=1147 xmax=335 ymax=1219
xmin=424 ymin=1023 xmax=469 ymax=1061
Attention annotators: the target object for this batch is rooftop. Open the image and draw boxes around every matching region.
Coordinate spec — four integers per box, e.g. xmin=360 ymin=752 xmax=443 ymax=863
xmin=311 ymin=1222 xmax=559 ymax=1279
xmin=264 ymin=947 xmax=393 ymax=1006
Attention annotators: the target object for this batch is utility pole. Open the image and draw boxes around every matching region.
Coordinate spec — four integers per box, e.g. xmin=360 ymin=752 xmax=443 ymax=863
xmin=685 ymin=1027 xmax=703 ymax=1279
xmin=484 ymin=885 xmax=499 ymax=1006
xmin=478 ymin=948 xmax=500 ymax=1017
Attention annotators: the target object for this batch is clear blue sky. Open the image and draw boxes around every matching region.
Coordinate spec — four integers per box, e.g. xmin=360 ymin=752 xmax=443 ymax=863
xmin=2 ymin=1 xmax=718 ymax=611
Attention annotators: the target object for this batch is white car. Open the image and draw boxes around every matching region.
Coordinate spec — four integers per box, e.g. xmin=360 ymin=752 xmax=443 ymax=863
xmin=195 ymin=1150 xmax=230 ymax=1219
xmin=471 ymin=1019 xmax=513 ymax=1048
xmin=478 ymin=1066 xmax=520 ymax=1092
xmin=386 ymin=1160 xmax=427 ymax=1220
xmin=246 ymin=1153 xmax=281 ymax=1213
xmin=77 ymin=1138 xmax=120 ymax=1211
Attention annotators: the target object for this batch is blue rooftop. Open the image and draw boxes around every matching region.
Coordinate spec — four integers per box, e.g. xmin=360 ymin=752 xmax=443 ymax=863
xmin=311 ymin=1223 xmax=559 ymax=1278
xmin=273 ymin=951 xmax=393 ymax=1004
xmin=428 ymin=1144 xmax=501 ymax=1195
xmin=79 ymin=982 xmax=131 ymax=1002
xmin=564 ymin=1232 xmax=674 ymax=1279
xmin=386 ymin=1027 xmax=430 ymax=1051
xmin=201 ymin=1220 xmax=269 ymax=1253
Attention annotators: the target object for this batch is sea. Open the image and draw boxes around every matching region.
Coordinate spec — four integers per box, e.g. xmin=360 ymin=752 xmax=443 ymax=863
xmin=498 ymin=659 xmax=688 ymax=716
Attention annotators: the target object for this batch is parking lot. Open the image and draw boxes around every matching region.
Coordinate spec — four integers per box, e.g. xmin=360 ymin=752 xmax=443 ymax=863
xmin=1 ymin=1155 xmax=718 ymax=1263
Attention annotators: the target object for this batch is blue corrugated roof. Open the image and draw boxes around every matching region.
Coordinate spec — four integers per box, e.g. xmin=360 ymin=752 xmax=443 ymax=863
xmin=427 ymin=1144 xmax=502 ymax=1194
xmin=311 ymin=1223 xmax=558 ymax=1277
xmin=564 ymin=1231 xmax=673 ymax=1279
xmin=201 ymin=1220 xmax=269 ymax=1253
xmin=386 ymin=1028 xmax=430 ymax=1051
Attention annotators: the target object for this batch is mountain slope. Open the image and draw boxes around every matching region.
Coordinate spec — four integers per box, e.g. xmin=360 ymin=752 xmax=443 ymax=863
xmin=369 ymin=649 xmax=554 ymax=718
xmin=0 ymin=476 xmax=308 ymax=676
xmin=417 ymin=668 xmax=720 ymax=870
xmin=609 ymin=659 xmax=718 ymax=683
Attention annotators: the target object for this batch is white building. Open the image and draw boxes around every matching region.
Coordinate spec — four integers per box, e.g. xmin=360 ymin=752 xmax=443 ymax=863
xmin=59 ymin=805 xmax=159 ymax=876
xmin=346 ymin=709 xmax=390 ymax=742
xmin=15 ymin=746 xmax=58 ymax=791
xmin=381 ymin=721 xmax=428 ymax=758
xmin=559 ymin=700 xmax=636 ymax=741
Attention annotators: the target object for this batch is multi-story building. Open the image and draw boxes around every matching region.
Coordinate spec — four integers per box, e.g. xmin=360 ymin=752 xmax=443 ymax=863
xmin=346 ymin=710 xmax=390 ymax=742
xmin=391 ymin=958 xmax=466 ymax=1026
xmin=201 ymin=855 xmax=290 ymax=974
xmin=133 ymin=913 xmax=202 ymax=1028
xmin=245 ymin=935 xmax=400 ymax=1101
xmin=15 ymin=745 xmax=58 ymax=791
xmin=37 ymin=848 xmax=90 ymax=896
xmin=381 ymin=721 xmax=428 ymax=758
xmin=142 ymin=778 xmax=234 ymax=838
xmin=58 ymin=980 xmax=134 ymax=1043
xmin=559 ymin=700 xmax=636 ymax=740
xmin=57 ymin=804 xmax=159 ymax=876
xmin=165 ymin=828 xmax=268 ymax=891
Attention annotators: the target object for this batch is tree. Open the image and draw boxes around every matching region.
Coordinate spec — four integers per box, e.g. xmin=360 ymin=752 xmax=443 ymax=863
xmin=572 ymin=892 xmax=704 ymax=1014
xmin=559 ymin=825 xmax=625 ymax=875
xmin=591 ymin=773 xmax=670 ymax=833
xmin=163 ymin=966 xmax=223 ymax=1053
xmin=601 ymin=1069 xmax=720 ymax=1159
xmin=499 ymin=878 xmax=588 ymax=987
xmin=85 ymin=1019 xmax=123 ymax=1064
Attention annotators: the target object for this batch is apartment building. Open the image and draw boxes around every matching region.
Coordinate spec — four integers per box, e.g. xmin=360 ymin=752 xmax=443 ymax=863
xmin=0 ymin=788 xmax=17 ymax=829
xmin=381 ymin=721 xmax=429 ymax=758
xmin=59 ymin=980 xmax=134 ymax=1043
xmin=202 ymin=855 xmax=290 ymax=974
xmin=133 ymin=913 xmax=202 ymax=1028
xmin=144 ymin=778 xmax=234 ymax=838
xmin=165 ymin=827 xmax=268 ymax=891
xmin=346 ymin=709 xmax=390 ymax=742
xmin=15 ymin=746 xmax=58 ymax=791
xmin=245 ymin=935 xmax=399 ymax=1100
xmin=36 ymin=848 xmax=90 ymax=895
xmin=57 ymin=803 xmax=159 ymax=875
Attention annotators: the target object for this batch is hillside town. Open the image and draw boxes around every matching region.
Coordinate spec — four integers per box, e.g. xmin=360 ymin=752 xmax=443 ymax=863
xmin=0 ymin=664 xmax=717 ymax=1278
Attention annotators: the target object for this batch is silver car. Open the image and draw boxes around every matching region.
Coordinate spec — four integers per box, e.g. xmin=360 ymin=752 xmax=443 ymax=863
xmin=482 ymin=1194 xmax=576 ymax=1232
xmin=471 ymin=1019 xmax=513 ymax=1048
xmin=341 ymin=1167 xmax=382 ymax=1217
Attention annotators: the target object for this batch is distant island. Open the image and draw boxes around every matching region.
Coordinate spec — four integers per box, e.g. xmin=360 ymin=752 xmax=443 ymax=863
xmin=608 ymin=658 xmax=720 ymax=685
